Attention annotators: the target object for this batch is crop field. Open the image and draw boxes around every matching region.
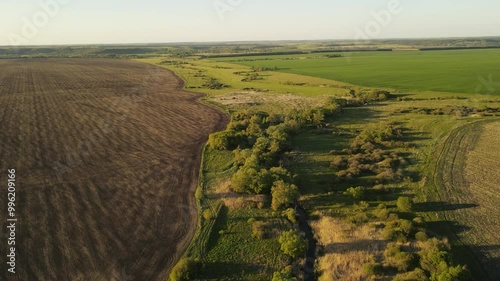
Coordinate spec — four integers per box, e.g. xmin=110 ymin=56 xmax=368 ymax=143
xmin=0 ymin=59 xmax=227 ymax=281
xmin=430 ymin=120 xmax=500 ymax=281
xmin=215 ymin=49 xmax=500 ymax=95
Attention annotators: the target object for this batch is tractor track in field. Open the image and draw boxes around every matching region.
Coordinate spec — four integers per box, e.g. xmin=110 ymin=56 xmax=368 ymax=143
xmin=430 ymin=119 xmax=500 ymax=281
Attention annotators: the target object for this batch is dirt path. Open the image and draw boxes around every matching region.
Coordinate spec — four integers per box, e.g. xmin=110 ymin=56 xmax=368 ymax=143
xmin=0 ymin=59 xmax=228 ymax=281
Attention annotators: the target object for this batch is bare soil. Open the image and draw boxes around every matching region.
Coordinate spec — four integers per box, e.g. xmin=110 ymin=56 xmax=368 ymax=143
xmin=0 ymin=59 xmax=228 ymax=281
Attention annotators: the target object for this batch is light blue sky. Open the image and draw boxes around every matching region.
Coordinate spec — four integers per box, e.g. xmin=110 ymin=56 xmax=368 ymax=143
xmin=1 ymin=0 xmax=499 ymax=45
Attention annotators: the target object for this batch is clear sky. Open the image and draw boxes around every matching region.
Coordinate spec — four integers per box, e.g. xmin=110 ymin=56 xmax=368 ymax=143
xmin=1 ymin=0 xmax=499 ymax=46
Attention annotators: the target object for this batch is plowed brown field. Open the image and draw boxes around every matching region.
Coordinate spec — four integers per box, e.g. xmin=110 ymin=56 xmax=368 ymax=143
xmin=0 ymin=59 xmax=227 ymax=281
xmin=432 ymin=119 xmax=500 ymax=281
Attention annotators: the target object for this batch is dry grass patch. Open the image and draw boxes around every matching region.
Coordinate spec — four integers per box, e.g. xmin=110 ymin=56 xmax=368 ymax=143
xmin=311 ymin=213 xmax=391 ymax=281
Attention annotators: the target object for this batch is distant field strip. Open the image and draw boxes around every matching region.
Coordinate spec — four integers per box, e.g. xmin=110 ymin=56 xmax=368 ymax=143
xmin=0 ymin=59 xmax=227 ymax=281
xmin=433 ymin=120 xmax=500 ymax=281
xmin=215 ymin=49 xmax=500 ymax=94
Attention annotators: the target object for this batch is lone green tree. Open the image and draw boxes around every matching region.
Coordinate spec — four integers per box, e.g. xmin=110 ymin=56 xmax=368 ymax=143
xmin=278 ymin=230 xmax=306 ymax=259
xmin=271 ymin=180 xmax=299 ymax=210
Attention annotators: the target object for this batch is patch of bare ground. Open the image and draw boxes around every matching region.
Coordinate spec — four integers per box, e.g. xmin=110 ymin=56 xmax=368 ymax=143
xmin=211 ymin=91 xmax=328 ymax=110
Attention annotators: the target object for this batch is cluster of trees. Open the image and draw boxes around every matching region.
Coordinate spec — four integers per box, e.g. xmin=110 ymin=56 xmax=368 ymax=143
xmin=333 ymin=123 xmax=407 ymax=184
xmin=365 ymin=201 xmax=469 ymax=281
xmin=209 ymin=111 xmax=302 ymax=212
xmin=202 ymin=77 xmax=228 ymax=89
xmin=383 ymin=238 xmax=468 ymax=281
xmin=348 ymin=89 xmax=393 ymax=103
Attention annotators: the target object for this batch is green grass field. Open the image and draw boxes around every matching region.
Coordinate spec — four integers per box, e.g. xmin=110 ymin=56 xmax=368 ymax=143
xmin=215 ymin=49 xmax=500 ymax=95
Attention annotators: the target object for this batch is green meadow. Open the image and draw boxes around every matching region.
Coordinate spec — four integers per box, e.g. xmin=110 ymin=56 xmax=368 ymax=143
xmin=215 ymin=49 xmax=500 ymax=95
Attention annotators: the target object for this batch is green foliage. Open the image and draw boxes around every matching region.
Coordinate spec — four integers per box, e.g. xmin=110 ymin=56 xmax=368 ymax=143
xmin=397 ymin=196 xmax=414 ymax=212
xmin=393 ymin=268 xmax=429 ymax=281
xmin=271 ymin=181 xmax=299 ymax=211
xmin=415 ymin=231 xmax=429 ymax=242
xmin=231 ymin=165 xmax=274 ymax=194
xmin=272 ymin=267 xmax=298 ymax=281
xmin=363 ymin=262 xmax=384 ymax=277
xmin=252 ymin=221 xmax=267 ymax=239
xmin=202 ymin=77 xmax=227 ymax=89
xmin=282 ymin=208 xmax=298 ymax=224
xmin=202 ymin=209 xmax=213 ymax=220
xmin=384 ymin=243 xmax=416 ymax=272
xmin=435 ymin=265 xmax=468 ymax=281
xmin=343 ymin=186 xmax=366 ymax=199
xmin=278 ymin=230 xmax=306 ymax=259
xmin=169 ymin=258 xmax=199 ymax=281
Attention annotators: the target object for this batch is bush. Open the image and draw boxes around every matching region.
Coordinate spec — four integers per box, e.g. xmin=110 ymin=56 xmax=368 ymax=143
xmin=202 ymin=209 xmax=213 ymax=221
xmin=415 ymin=231 xmax=429 ymax=242
xmin=252 ymin=221 xmax=266 ymax=239
xmin=247 ymin=217 xmax=256 ymax=224
xmin=331 ymin=156 xmax=347 ymax=169
xmin=393 ymin=267 xmax=429 ymax=281
xmin=272 ymin=269 xmax=298 ymax=281
xmin=279 ymin=230 xmax=306 ymax=259
xmin=397 ymin=197 xmax=413 ymax=212
xmin=400 ymin=220 xmax=413 ymax=236
xmin=169 ymin=258 xmax=199 ymax=281
xmin=271 ymin=181 xmax=299 ymax=211
xmin=374 ymin=204 xmax=389 ymax=220
xmin=283 ymin=208 xmax=298 ymax=224
xmin=435 ymin=265 xmax=468 ymax=281
xmin=344 ymin=186 xmax=366 ymax=199
xmin=363 ymin=262 xmax=384 ymax=276
xmin=393 ymin=252 xmax=416 ymax=272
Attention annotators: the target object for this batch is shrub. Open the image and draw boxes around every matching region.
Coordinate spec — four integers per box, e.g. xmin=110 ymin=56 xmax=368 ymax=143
xmin=363 ymin=262 xmax=384 ymax=277
xmin=169 ymin=258 xmax=199 ymax=281
xmin=397 ymin=197 xmax=413 ymax=212
xmin=435 ymin=265 xmax=468 ymax=281
xmin=415 ymin=231 xmax=429 ymax=242
xmin=271 ymin=181 xmax=299 ymax=211
xmin=393 ymin=252 xmax=416 ymax=272
xmin=347 ymin=212 xmax=369 ymax=224
xmin=344 ymin=186 xmax=366 ymax=199
xmin=279 ymin=230 xmax=306 ymax=259
xmin=208 ymin=132 xmax=229 ymax=150
xmin=247 ymin=217 xmax=256 ymax=224
xmin=272 ymin=269 xmax=298 ymax=281
xmin=374 ymin=208 xmax=389 ymax=220
xmin=195 ymin=187 xmax=203 ymax=200
xmin=400 ymin=220 xmax=413 ymax=236
xmin=252 ymin=221 xmax=266 ymax=239
xmin=331 ymin=156 xmax=347 ymax=169
xmin=393 ymin=268 xmax=429 ymax=281
xmin=202 ymin=209 xmax=213 ymax=221
xmin=283 ymin=208 xmax=298 ymax=224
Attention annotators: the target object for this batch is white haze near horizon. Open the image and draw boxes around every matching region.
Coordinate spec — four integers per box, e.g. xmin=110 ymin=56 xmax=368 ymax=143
xmin=1 ymin=0 xmax=500 ymax=46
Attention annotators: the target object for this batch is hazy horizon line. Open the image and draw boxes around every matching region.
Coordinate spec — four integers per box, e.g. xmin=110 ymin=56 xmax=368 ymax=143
xmin=1 ymin=35 xmax=499 ymax=48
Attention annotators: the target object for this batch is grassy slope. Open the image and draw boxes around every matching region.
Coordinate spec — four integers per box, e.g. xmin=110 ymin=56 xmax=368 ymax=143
xmin=215 ymin=49 xmax=500 ymax=95
xmin=137 ymin=56 xmax=500 ymax=280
